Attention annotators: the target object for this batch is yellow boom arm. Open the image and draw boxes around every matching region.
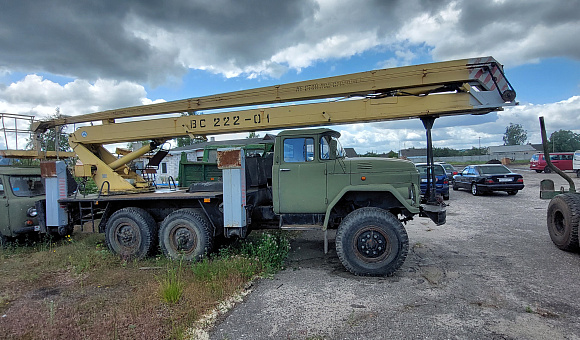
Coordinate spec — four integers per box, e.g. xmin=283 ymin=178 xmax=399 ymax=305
xmin=36 ymin=57 xmax=516 ymax=193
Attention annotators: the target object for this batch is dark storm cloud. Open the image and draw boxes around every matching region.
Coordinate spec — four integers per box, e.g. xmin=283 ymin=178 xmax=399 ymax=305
xmin=1 ymin=0 xmax=578 ymax=85
xmin=0 ymin=0 xmax=317 ymax=83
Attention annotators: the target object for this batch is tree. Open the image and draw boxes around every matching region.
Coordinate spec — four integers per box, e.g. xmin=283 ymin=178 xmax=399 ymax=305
xmin=503 ymin=123 xmax=527 ymax=145
xmin=386 ymin=150 xmax=398 ymax=158
xmin=28 ymin=108 xmax=71 ymax=152
xmin=548 ymin=129 xmax=580 ymax=152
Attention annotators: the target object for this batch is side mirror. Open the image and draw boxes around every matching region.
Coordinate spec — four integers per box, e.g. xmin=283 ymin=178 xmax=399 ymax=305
xmin=329 ymin=140 xmax=338 ymax=160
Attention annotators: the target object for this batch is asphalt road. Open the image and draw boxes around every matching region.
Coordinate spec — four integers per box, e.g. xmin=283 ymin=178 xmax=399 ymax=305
xmin=209 ymin=168 xmax=580 ymax=340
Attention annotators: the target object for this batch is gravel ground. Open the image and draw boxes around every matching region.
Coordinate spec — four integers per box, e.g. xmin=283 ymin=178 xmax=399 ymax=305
xmin=209 ymin=168 xmax=580 ymax=340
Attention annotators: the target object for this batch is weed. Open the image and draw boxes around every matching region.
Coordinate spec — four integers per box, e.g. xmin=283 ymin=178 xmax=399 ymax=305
xmin=160 ymin=259 xmax=185 ymax=304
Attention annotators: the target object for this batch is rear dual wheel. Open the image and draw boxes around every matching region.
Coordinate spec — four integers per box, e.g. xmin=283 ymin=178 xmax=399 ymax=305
xmin=336 ymin=207 xmax=408 ymax=276
xmin=159 ymin=209 xmax=213 ymax=261
xmin=105 ymin=207 xmax=157 ymax=260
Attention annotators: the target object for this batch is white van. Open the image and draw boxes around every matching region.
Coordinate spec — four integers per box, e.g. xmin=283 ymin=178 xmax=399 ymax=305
xmin=574 ymin=150 xmax=580 ymax=177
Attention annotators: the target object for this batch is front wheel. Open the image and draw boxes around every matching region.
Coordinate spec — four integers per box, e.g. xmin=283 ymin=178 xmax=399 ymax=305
xmin=547 ymin=194 xmax=580 ymax=251
xmin=576 ymin=170 xmax=580 ymax=178
xmin=159 ymin=209 xmax=213 ymax=261
xmin=535 ymin=170 xmax=542 ymax=173
xmin=544 ymin=167 xmax=552 ymax=173
xmin=105 ymin=207 xmax=157 ymax=260
xmin=336 ymin=208 xmax=408 ymax=276
xmin=507 ymin=190 xmax=518 ymax=195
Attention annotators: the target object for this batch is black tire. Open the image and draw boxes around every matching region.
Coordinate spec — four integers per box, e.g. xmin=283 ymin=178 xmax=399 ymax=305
xmin=443 ymin=193 xmax=450 ymax=200
xmin=507 ymin=190 xmax=518 ymax=195
xmin=544 ymin=167 xmax=551 ymax=173
xmin=159 ymin=208 xmax=213 ymax=261
xmin=576 ymin=170 xmax=580 ymax=178
xmin=105 ymin=207 xmax=157 ymax=260
xmin=452 ymin=183 xmax=459 ymax=191
xmin=535 ymin=170 xmax=542 ymax=173
xmin=336 ymin=207 xmax=408 ymax=276
xmin=471 ymin=183 xmax=481 ymax=196
xmin=547 ymin=194 xmax=580 ymax=251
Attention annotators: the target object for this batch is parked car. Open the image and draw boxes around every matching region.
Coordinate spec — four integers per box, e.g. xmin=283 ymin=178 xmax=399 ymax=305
xmin=573 ymin=150 xmax=580 ymax=177
xmin=415 ymin=163 xmax=449 ymax=200
xmin=453 ymin=164 xmax=524 ymax=195
xmin=529 ymin=152 xmax=574 ymax=173
xmin=436 ymin=162 xmax=458 ymax=183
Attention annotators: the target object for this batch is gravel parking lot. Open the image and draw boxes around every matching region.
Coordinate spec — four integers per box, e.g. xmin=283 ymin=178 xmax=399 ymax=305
xmin=210 ymin=167 xmax=580 ymax=340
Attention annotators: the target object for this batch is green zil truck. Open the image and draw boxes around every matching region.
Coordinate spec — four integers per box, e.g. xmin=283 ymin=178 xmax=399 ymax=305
xmin=1 ymin=128 xmax=444 ymax=276
xmin=43 ymin=128 xmax=441 ymax=277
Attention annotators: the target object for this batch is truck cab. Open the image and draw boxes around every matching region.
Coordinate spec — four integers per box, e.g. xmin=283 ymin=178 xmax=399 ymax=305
xmin=0 ymin=166 xmax=44 ymax=244
xmin=272 ymin=128 xmax=422 ymax=222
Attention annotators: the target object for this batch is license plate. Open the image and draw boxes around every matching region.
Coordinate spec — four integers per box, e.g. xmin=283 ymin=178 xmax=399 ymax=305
xmin=498 ymin=178 xmax=512 ymax=182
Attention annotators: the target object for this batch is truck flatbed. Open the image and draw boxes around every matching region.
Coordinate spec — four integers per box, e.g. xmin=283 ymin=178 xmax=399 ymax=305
xmin=59 ymin=188 xmax=224 ymax=203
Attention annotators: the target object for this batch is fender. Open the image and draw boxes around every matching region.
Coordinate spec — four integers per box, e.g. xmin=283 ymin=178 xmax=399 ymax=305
xmin=322 ymin=183 xmax=420 ymax=230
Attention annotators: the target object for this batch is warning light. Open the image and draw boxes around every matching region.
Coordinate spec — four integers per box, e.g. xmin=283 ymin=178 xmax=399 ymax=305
xmin=204 ymin=198 xmax=211 ymax=203
xmin=361 ymin=176 xmax=366 ymax=181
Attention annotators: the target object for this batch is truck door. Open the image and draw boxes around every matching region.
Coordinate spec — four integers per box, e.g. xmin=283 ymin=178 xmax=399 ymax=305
xmin=0 ymin=176 xmax=10 ymax=234
xmin=276 ymin=137 xmax=327 ymax=213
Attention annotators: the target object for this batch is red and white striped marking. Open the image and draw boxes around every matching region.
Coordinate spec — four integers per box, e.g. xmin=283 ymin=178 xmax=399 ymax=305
xmin=468 ymin=57 xmax=509 ymax=93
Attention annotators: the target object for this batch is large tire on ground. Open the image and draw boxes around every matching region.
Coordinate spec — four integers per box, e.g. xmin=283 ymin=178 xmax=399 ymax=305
xmin=507 ymin=190 xmax=518 ymax=195
xmin=544 ymin=166 xmax=552 ymax=173
xmin=105 ymin=207 xmax=157 ymax=260
xmin=547 ymin=194 xmax=580 ymax=251
xmin=335 ymin=207 xmax=409 ymax=276
xmin=535 ymin=170 xmax=542 ymax=173
xmin=159 ymin=208 xmax=213 ymax=261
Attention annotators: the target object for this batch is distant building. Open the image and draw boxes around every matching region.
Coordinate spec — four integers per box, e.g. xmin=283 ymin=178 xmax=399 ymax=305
xmin=488 ymin=144 xmax=537 ymax=160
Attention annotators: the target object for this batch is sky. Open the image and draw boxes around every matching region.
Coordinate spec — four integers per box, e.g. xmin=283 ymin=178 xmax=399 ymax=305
xmin=1 ymin=0 xmax=579 ymax=154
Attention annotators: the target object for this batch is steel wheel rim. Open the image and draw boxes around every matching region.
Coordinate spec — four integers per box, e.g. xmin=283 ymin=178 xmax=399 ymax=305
xmin=353 ymin=226 xmax=391 ymax=262
xmin=115 ymin=221 xmax=141 ymax=250
xmin=553 ymin=210 xmax=565 ymax=236
xmin=168 ymin=223 xmax=197 ymax=254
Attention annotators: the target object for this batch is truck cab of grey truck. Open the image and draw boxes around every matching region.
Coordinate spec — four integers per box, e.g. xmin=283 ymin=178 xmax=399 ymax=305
xmin=0 ymin=166 xmax=44 ymax=245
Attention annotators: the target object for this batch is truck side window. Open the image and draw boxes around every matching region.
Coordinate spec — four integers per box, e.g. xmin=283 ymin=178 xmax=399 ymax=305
xmin=320 ymin=136 xmax=330 ymax=160
xmin=0 ymin=178 xmax=3 ymax=194
xmin=284 ymin=138 xmax=314 ymax=162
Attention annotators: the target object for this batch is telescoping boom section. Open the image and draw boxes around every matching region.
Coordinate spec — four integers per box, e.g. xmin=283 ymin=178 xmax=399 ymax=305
xmin=35 ymin=56 xmax=515 ymax=193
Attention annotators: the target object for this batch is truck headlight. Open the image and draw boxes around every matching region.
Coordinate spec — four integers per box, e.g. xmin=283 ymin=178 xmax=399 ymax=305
xmin=27 ymin=207 xmax=38 ymax=217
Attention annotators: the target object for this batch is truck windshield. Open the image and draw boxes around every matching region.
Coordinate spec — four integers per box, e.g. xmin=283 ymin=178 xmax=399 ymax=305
xmin=9 ymin=175 xmax=45 ymax=197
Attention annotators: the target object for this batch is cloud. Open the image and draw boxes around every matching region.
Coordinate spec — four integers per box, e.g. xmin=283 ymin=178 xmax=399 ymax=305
xmin=334 ymin=95 xmax=580 ymax=154
xmin=0 ymin=75 xmax=152 ymax=119
xmin=2 ymin=0 xmax=577 ymax=84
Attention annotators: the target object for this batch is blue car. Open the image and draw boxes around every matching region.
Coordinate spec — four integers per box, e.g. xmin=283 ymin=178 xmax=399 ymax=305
xmin=415 ymin=163 xmax=450 ymax=200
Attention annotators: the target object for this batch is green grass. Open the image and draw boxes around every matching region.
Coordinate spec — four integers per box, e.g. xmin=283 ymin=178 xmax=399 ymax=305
xmin=0 ymin=230 xmax=292 ymax=339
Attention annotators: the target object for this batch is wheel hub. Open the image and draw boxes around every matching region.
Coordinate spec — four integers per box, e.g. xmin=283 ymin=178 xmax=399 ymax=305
xmin=170 ymin=224 xmax=197 ymax=254
xmin=117 ymin=224 xmax=138 ymax=248
xmin=355 ymin=228 xmax=390 ymax=261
